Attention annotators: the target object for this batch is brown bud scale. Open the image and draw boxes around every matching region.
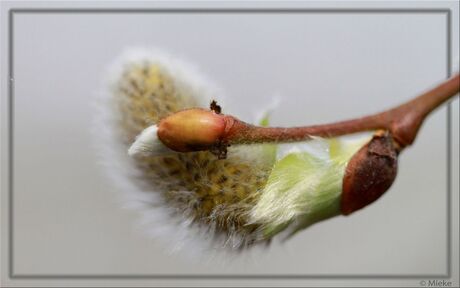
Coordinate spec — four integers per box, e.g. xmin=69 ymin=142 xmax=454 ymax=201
xmin=341 ymin=131 xmax=398 ymax=215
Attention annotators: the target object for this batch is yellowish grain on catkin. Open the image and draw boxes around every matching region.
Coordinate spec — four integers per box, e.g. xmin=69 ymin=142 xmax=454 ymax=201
xmin=112 ymin=62 xmax=272 ymax=247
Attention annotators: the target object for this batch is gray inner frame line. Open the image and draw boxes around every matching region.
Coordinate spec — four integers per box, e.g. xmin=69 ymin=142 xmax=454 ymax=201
xmin=6 ymin=7 xmax=453 ymax=280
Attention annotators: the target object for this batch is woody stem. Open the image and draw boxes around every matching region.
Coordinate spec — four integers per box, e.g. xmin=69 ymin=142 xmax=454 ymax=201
xmin=224 ymin=74 xmax=460 ymax=149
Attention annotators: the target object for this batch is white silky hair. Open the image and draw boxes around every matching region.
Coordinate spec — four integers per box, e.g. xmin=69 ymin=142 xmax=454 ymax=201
xmin=127 ymin=124 xmax=175 ymax=157
xmin=249 ymin=132 xmax=373 ymax=234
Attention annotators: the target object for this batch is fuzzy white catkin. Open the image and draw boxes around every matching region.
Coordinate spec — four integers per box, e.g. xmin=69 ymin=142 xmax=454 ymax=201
xmin=94 ymin=49 xmax=223 ymax=256
xmin=94 ymin=48 xmax=277 ymax=256
xmin=94 ymin=48 xmax=373 ymax=256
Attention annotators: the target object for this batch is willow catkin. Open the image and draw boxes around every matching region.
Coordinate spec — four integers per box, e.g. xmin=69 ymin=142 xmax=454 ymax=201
xmin=98 ymin=49 xmax=373 ymax=252
xmin=108 ymin=51 xmax=274 ymax=249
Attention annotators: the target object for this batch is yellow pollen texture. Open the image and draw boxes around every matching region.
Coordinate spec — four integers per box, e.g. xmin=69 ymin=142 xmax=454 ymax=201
xmin=113 ymin=62 xmax=272 ymax=247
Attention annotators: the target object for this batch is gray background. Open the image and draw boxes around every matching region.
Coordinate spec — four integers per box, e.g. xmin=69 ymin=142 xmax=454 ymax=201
xmin=1 ymin=1 xmax=459 ymax=287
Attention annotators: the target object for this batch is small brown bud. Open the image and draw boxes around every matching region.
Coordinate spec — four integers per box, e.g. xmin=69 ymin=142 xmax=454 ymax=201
xmin=341 ymin=131 xmax=399 ymax=215
xmin=157 ymin=108 xmax=227 ymax=153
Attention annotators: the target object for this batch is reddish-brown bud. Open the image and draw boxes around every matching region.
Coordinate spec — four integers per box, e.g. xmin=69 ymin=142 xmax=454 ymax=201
xmin=341 ymin=131 xmax=399 ymax=215
xmin=157 ymin=108 xmax=227 ymax=153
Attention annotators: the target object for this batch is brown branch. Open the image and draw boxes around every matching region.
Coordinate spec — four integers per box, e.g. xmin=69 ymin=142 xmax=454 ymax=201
xmin=156 ymin=74 xmax=459 ymax=157
xmin=222 ymin=74 xmax=460 ymax=150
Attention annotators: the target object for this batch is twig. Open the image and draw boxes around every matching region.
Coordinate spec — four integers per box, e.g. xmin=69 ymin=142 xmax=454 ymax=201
xmin=156 ymin=74 xmax=460 ymax=158
xmin=222 ymin=74 xmax=460 ymax=149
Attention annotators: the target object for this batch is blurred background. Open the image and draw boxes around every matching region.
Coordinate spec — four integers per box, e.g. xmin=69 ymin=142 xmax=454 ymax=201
xmin=1 ymin=1 xmax=459 ymax=287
